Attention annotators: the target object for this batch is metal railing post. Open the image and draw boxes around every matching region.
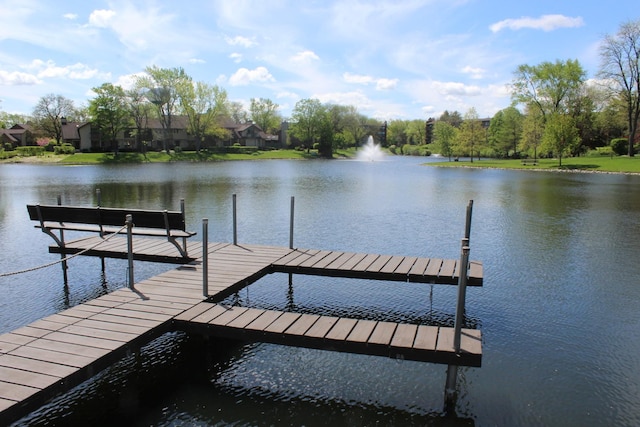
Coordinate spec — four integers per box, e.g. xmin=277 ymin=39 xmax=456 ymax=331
xmin=289 ymin=196 xmax=295 ymax=249
xmin=57 ymin=195 xmax=68 ymax=283
xmin=202 ymin=218 xmax=209 ymax=298
xmin=126 ymin=214 xmax=134 ymax=289
xmin=232 ymin=194 xmax=237 ymax=245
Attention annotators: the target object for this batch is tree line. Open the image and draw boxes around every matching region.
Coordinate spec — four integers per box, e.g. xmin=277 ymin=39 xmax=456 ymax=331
xmin=2 ymin=19 xmax=639 ymax=161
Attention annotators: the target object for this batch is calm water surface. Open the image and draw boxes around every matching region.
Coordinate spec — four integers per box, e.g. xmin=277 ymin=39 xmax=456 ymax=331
xmin=1 ymin=157 xmax=639 ymax=426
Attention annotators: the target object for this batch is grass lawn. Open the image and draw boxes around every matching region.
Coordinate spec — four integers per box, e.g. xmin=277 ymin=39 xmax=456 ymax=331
xmin=429 ymin=156 xmax=640 ymax=174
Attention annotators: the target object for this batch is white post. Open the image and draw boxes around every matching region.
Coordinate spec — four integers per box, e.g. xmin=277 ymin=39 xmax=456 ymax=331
xmin=289 ymin=196 xmax=295 ymax=249
xmin=232 ymin=194 xmax=237 ymax=245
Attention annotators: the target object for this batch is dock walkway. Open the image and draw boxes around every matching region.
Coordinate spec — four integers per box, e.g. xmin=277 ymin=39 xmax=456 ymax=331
xmin=0 ymin=240 xmax=482 ymax=424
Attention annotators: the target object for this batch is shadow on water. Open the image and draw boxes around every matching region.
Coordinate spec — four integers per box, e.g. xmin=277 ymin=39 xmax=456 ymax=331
xmin=13 ymin=333 xmax=475 ymax=427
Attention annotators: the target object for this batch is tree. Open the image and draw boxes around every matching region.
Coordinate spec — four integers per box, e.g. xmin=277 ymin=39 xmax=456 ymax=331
xmin=228 ymin=101 xmax=249 ymax=123
xmin=340 ymin=106 xmax=368 ymax=148
xmin=290 ymin=98 xmax=325 ymax=148
xmin=489 ymin=106 xmax=523 ymax=157
xmin=137 ymin=65 xmax=190 ymax=152
xmin=126 ymin=86 xmax=154 ymax=152
xmin=406 ymin=119 xmax=426 ymax=145
xmin=180 ymin=81 xmax=229 ymax=151
xmin=519 ymin=106 xmax=544 ymax=160
xmin=249 ymin=98 xmax=281 ymax=134
xmin=541 ymin=113 xmax=580 ymax=166
xmin=386 ymin=120 xmax=409 ymax=147
xmin=89 ymin=83 xmax=130 ymax=153
xmin=432 ymin=120 xmax=457 ymax=160
xmin=511 ymin=59 xmax=586 ymax=121
xmin=599 ymin=19 xmax=640 ymax=156
xmin=439 ymin=110 xmax=463 ymax=127
xmin=32 ymin=94 xmax=75 ymax=144
xmin=456 ymin=107 xmax=483 ymax=162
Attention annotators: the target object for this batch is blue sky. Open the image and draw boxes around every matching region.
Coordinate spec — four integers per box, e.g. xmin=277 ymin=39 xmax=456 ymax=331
xmin=0 ymin=0 xmax=636 ymax=121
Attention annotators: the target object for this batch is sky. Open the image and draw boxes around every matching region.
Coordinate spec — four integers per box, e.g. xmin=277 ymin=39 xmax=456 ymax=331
xmin=0 ymin=0 xmax=636 ymax=121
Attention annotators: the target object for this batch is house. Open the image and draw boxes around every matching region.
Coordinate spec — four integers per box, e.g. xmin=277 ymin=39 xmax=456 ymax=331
xmin=219 ymin=118 xmax=281 ymax=148
xmin=0 ymin=124 xmax=35 ymax=148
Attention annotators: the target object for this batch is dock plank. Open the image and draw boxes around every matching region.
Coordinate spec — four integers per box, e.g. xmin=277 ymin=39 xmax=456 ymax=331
xmin=325 ymin=318 xmax=358 ymax=341
xmin=368 ymin=322 xmax=397 ymax=346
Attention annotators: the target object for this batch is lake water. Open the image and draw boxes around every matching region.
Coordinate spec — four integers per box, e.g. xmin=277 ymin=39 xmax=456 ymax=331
xmin=1 ymin=156 xmax=639 ymax=426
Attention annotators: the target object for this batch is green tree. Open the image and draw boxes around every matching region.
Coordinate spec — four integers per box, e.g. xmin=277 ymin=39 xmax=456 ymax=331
xmin=489 ymin=106 xmax=523 ymax=157
xmin=126 ymin=86 xmax=154 ymax=152
xmin=541 ymin=113 xmax=580 ymax=166
xmin=89 ymin=83 xmax=131 ymax=154
xmin=386 ymin=120 xmax=409 ymax=147
xmin=432 ymin=120 xmax=457 ymax=160
xmin=180 ymin=81 xmax=229 ymax=151
xmin=32 ymin=94 xmax=75 ymax=144
xmin=290 ymin=98 xmax=325 ymax=148
xmin=519 ymin=106 xmax=544 ymax=159
xmin=137 ymin=65 xmax=190 ymax=152
xmin=455 ymin=107 xmax=483 ymax=162
xmin=511 ymin=59 xmax=586 ymax=121
xmin=340 ymin=106 xmax=368 ymax=148
xmin=439 ymin=110 xmax=463 ymax=127
xmin=228 ymin=101 xmax=249 ymax=123
xmin=249 ymin=98 xmax=281 ymax=134
xmin=406 ymin=119 xmax=426 ymax=145
xmin=599 ymin=19 xmax=640 ymax=156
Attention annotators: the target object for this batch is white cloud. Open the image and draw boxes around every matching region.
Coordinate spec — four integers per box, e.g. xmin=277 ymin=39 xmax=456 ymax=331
xmin=314 ymin=90 xmax=372 ymax=108
xmin=22 ymin=59 xmax=108 ymax=80
xmin=343 ymin=72 xmax=375 ymax=84
xmin=0 ymin=70 xmax=42 ymax=86
xmin=461 ymin=65 xmax=486 ymax=79
xmin=229 ymin=53 xmax=243 ymax=63
xmin=276 ymin=91 xmax=299 ymax=100
xmin=63 ymin=13 xmax=77 ymax=20
xmin=88 ymin=9 xmax=116 ymax=28
xmin=490 ymin=14 xmax=584 ymax=33
xmin=433 ymin=81 xmax=482 ymax=96
xmin=229 ymin=66 xmax=275 ymax=86
xmin=343 ymin=73 xmax=397 ymax=90
xmin=290 ymin=50 xmax=319 ymax=64
xmin=189 ymin=58 xmax=206 ymax=64
xmin=224 ymin=35 xmax=257 ymax=48
xmin=114 ymin=73 xmax=145 ymax=90
xmin=376 ymin=78 xmax=398 ymax=91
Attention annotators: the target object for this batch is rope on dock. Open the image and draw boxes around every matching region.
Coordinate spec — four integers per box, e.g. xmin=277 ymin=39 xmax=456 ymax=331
xmin=0 ymin=224 xmax=128 ymax=278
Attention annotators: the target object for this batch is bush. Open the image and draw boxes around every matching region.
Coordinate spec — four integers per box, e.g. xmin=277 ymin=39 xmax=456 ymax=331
xmin=611 ymin=138 xmax=628 ymax=156
xmin=16 ymin=146 xmax=45 ymax=156
xmin=44 ymin=142 xmax=57 ymax=152
xmin=53 ymin=143 xmax=75 ymax=155
xmin=388 ymin=145 xmax=397 ymax=154
xmin=401 ymin=144 xmax=431 ymax=156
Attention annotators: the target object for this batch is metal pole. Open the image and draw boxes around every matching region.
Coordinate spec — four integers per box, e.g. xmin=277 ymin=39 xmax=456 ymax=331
xmin=445 ymin=237 xmax=470 ymax=414
xmin=232 ymin=194 xmax=237 ymax=245
xmin=57 ymin=195 xmax=68 ymax=283
xmin=180 ymin=198 xmax=187 ymax=253
xmin=453 ymin=238 xmax=470 ymax=351
xmin=289 ymin=196 xmax=295 ymax=249
xmin=464 ymin=200 xmax=473 ymax=242
xmin=126 ymin=214 xmax=134 ymax=289
xmin=96 ymin=189 xmax=106 ymax=271
xmin=202 ymin=218 xmax=209 ymax=298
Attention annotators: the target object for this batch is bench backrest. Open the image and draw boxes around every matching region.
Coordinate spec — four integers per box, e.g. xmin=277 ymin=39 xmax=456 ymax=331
xmin=27 ymin=204 xmax=187 ymax=231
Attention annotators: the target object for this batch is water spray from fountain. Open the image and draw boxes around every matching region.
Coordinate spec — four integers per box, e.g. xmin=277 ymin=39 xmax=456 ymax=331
xmin=356 ymin=135 xmax=385 ymax=161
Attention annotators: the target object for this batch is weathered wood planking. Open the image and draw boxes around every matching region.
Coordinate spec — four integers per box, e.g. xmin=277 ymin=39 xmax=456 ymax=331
xmin=175 ymin=303 xmax=482 ymax=367
xmin=272 ymin=248 xmax=483 ymax=286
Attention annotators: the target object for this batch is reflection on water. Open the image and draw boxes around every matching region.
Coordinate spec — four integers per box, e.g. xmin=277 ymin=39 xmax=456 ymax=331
xmin=2 ymin=158 xmax=640 ymax=426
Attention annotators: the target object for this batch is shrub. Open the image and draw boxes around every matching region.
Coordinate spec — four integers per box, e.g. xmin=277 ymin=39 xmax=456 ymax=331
xmin=388 ymin=145 xmax=397 ymax=154
xmin=611 ymin=138 xmax=628 ymax=156
xmin=402 ymin=144 xmax=431 ymax=156
xmin=53 ymin=143 xmax=75 ymax=155
xmin=16 ymin=146 xmax=45 ymax=156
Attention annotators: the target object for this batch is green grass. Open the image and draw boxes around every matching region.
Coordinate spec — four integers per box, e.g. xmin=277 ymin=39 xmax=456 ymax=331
xmin=429 ymin=156 xmax=640 ymax=174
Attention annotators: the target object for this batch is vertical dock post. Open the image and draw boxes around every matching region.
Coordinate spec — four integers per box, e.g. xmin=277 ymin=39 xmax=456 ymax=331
xmin=126 ymin=214 xmax=134 ymax=289
xmin=465 ymin=200 xmax=473 ymax=242
xmin=232 ymin=194 xmax=237 ymax=245
xmin=289 ymin=196 xmax=295 ymax=249
xmin=180 ymin=198 xmax=187 ymax=254
xmin=96 ymin=189 xmax=106 ymax=272
xmin=202 ymin=218 xmax=209 ymax=298
xmin=57 ymin=195 xmax=68 ymax=284
xmin=444 ymin=238 xmax=471 ymax=413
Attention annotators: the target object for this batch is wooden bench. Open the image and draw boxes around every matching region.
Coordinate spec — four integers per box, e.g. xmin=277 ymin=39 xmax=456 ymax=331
xmin=521 ymin=158 xmax=538 ymax=166
xmin=27 ymin=204 xmax=196 ymax=258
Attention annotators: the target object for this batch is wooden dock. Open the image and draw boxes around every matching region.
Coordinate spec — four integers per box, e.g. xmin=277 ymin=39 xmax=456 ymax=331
xmin=0 ymin=240 xmax=483 ymax=424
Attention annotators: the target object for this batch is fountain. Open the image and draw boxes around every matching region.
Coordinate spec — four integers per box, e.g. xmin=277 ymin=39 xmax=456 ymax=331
xmin=356 ymin=135 xmax=385 ymax=161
